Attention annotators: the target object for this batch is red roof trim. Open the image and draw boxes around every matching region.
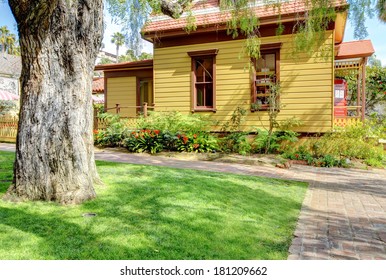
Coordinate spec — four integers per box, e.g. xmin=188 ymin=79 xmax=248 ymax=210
xmin=94 ymin=59 xmax=153 ymax=71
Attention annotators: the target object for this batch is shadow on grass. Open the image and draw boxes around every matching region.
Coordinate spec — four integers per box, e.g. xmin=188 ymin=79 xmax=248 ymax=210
xmin=0 ymin=154 xmax=307 ymax=260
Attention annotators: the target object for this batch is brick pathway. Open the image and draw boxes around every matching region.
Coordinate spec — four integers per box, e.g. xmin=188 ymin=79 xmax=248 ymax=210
xmin=1 ymin=143 xmax=386 ymax=259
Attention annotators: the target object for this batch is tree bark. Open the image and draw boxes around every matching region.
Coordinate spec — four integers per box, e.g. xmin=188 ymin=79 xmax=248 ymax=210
xmin=4 ymin=0 xmax=103 ymax=204
xmin=159 ymin=0 xmax=192 ymax=19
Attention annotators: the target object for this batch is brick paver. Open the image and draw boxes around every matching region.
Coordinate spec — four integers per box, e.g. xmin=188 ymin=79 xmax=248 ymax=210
xmin=1 ymin=143 xmax=385 ymax=259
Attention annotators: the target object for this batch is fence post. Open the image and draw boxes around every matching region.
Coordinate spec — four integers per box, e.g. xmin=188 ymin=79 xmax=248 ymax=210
xmin=116 ymin=103 xmax=120 ymax=114
xmin=143 ymin=102 xmax=148 ymax=118
xmin=93 ymin=107 xmax=98 ymax=131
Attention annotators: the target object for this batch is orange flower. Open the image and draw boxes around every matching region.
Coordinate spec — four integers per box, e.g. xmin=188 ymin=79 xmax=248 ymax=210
xmin=93 ymin=130 xmax=98 ymax=134
xmin=183 ymin=136 xmax=189 ymax=144
xmin=193 ymin=134 xmax=197 ymax=139
xmin=193 ymin=143 xmax=199 ymax=149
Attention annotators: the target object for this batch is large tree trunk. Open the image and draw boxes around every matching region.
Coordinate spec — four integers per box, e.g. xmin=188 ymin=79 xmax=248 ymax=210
xmin=4 ymin=0 xmax=103 ymax=204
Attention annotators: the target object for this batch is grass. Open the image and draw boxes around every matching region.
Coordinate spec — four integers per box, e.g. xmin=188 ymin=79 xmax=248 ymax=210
xmin=0 ymin=151 xmax=307 ymax=260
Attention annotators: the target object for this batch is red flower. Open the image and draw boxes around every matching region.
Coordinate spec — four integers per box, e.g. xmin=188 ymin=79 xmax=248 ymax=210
xmin=183 ymin=136 xmax=189 ymax=144
xmin=154 ymin=130 xmax=160 ymax=135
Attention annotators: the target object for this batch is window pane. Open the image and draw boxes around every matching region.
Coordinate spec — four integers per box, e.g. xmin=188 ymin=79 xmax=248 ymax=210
xmin=195 ymin=58 xmax=213 ymax=82
xmin=205 ymin=83 xmax=213 ymax=107
xmin=256 ymin=53 xmax=275 ymax=72
xmin=195 ymin=83 xmax=213 ymax=107
xmin=196 ymin=84 xmax=205 ymax=106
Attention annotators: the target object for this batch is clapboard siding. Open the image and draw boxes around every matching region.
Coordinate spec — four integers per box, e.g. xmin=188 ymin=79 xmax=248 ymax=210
xmin=153 ymin=31 xmax=334 ymax=132
xmin=107 ymin=77 xmax=137 ymax=117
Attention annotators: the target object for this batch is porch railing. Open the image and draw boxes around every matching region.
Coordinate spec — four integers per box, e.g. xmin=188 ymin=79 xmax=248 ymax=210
xmin=93 ymin=102 xmax=155 ymax=131
xmin=0 ymin=116 xmax=18 ymax=142
xmin=333 ymin=105 xmax=362 ymax=128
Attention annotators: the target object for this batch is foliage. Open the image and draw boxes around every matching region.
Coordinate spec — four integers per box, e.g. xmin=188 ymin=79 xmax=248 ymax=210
xmin=94 ymin=113 xmax=130 ymax=147
xmin=0 ymin=25 xmax=19 ymax=55
xmin=136 ymin=111 xmax=211 ymax=134
xmin=174 ymin=132 xmax=219 ymax=153
xmin=254 ymin=80 xmax=283 ymax=153
xmin=219 ymin=132 xmax=251 ymax=155
xmin=0 ymin=151 xmax=307 ymax=260
xmin=98 ymin=57 xmax=114 ymax=65
xmin=339 ymin=62 xmax=386 ymax=115
xmin=220 ymin=106 xmax=247 ymax=132
xmin=124 ymin=129 xmax=164 ymax=154
xmin=111 ymin=32 xmax=125 ymax=60
xmin=283 ymin=122 xmax=386 ymax=167
xmin=105 ymin=0 xmax=385 ymax=56
xmin=378 ymin=0 xmax=386 ymax=22
xmin=118 ymin=50 xmax=153 ymax=62
xmin=253 ymin=129 xmax=299 ymax=154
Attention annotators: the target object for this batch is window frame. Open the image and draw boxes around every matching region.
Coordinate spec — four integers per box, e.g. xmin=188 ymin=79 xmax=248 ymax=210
xmin=188 ymin=49 xmax=218 ymax=112
xmin=251 ymin=43 xmax=281 ymax=112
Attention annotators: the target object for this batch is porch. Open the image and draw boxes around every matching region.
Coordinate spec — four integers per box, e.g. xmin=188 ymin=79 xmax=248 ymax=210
xmin=333 ymin=40 xmax=375 ymax=127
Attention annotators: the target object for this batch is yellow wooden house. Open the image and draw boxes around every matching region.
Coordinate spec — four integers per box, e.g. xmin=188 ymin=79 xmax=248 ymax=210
xmin=95 ymin=0 xmax=374 ymax=133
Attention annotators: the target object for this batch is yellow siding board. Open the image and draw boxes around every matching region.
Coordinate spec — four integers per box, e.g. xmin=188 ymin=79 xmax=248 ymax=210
xmin=107 ymin=77 xmax=137 ymax=117
xmin=154 ymin=31 xmax=333 ymax=133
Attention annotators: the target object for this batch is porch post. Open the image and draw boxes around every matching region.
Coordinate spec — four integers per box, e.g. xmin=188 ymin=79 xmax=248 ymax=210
xmin=143 ymin=102 xmax=148 ymax=118
xmin=361 ymin=58 xmax=367 ymax=121
xmin=356 ymin=70 xmax=360 ymax=117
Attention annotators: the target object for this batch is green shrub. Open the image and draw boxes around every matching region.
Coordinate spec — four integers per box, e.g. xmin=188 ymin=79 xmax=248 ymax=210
xmin=94 ymin=113 xmax=130 ymax=147
xmin=219 ymin=132 xmax=251 ymax=155
xmin=282 ymin=122 xmax=385 ymax=168
xmin=136 ymin=111 xmax=211 ymax=134
xmin=175 ymin=132 xmax=219 ymax=153
xmin=252 ymin=129 xmax=299 ymax=154
xmin=124 ymin=129 xmax=164 ymax=154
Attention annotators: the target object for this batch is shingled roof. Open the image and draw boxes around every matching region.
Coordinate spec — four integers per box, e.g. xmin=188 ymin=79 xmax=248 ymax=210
xmin=0 ymin=53 xmax=21 ymax=77
xmin=143 ymin=0 xmax=348 ymax=36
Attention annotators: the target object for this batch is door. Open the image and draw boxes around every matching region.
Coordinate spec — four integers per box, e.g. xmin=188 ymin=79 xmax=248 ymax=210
xmin=137 ymin=79 xmax=153 ymax=114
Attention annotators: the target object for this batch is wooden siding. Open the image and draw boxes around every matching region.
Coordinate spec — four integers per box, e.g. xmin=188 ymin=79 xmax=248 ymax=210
xmin=106 ymin=77 xmax=137 ymax=117
xmin=153 ymin=31 xmax=334 ymax=132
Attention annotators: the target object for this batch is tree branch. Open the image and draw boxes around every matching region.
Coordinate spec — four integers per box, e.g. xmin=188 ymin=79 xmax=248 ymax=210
xmin=8 ymin=0 xmax=59 ymax=29
xmin=159 ymin=0 xmax=192 ymax=19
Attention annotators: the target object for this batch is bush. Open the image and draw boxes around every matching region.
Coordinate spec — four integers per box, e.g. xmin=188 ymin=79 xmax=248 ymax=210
xmin=124 ymin=129 xmax=164 ymax=154
xmin=282 ymin=122 xmax=385 ymax=168
xmin=94 ymin=113 xmax=130 ymax=147
xmin=219 ymin=132 xmax=251 ymax=155
xmin=136 ymin=111 xmax=211 ymax=134
xmin=252 ymin=129 xmax=299 ymax=154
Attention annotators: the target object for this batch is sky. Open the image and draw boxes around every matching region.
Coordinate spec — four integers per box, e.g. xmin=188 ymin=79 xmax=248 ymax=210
xmin=0 ymin=2 xmax=385 ymax=66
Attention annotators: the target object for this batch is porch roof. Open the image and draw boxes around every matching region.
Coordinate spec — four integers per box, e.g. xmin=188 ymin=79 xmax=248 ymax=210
xmin=335 ymin=40 xmax=375 ymax=60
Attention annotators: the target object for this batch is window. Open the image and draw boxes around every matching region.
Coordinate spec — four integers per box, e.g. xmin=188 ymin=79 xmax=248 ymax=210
xmin=188 ymin=49 xmax=218 ymax=112
xmin=251 ymin=44 xmax=281 ymax=111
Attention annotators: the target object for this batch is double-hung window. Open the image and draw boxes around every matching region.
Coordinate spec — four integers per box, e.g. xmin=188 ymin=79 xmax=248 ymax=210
xmin=188 ymin=49 xmax=218 ymax=112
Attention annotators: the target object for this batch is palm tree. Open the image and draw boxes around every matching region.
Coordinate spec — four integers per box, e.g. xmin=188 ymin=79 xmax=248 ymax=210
xmin=5 ymin=33 xmax=16 ymax=54
xmin=378 ymin=0 xmax=386 ymax=22
xmin=111 ymin=32 xmax=125 ymax=62
xmin=0 ymin=25 xmax=10 ymax=53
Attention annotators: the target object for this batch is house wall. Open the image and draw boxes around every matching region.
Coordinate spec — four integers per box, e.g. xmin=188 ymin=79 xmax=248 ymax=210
xmin=0 ymin=76 xmax=19 ymax=96
xmin=106 ymin=77 xmax=137 ymax=117
xmin=153 ymin=31 xmax=334 ymax=132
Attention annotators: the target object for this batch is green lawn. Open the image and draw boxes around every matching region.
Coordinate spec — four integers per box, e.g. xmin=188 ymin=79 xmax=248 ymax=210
xmin=0 ymin=151 xmax=307 ymax=260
